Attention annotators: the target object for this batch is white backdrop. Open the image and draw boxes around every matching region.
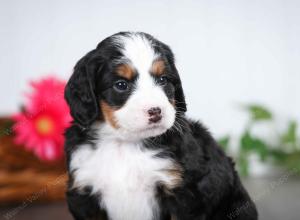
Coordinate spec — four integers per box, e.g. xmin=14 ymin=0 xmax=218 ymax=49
xmin=1 ymin=0 xmax=299 ymax=137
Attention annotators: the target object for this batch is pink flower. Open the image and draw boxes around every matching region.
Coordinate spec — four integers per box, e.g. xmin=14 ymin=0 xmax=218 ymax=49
xmin=12 ymin=76 xmax=72 ymax=161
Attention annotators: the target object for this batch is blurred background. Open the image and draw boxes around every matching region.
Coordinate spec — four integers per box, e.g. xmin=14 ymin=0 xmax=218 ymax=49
xmin=0 ymin=0 xmax=299 ymax=220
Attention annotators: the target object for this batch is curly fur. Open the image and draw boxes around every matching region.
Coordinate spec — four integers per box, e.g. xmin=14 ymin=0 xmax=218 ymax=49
xmin=64 ymin=32 xmax=258 ymax=220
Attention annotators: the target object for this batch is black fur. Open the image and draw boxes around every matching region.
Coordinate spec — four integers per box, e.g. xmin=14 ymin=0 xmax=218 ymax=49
xmin=64 ymin=32 xmax=258 ymax=220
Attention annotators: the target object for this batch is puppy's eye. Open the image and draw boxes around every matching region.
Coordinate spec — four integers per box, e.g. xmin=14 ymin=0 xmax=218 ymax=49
xmin=114 ymin=80 xmax=128 ymax=92
xmin=158 ymin=76 xmax=168 ymax=86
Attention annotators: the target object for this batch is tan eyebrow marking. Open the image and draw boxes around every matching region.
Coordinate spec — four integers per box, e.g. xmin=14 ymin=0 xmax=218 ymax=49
xmin=151 ymin=59 xmax=165 ymax=76
xmin=115 ymin=64 xmax=135 ymax=80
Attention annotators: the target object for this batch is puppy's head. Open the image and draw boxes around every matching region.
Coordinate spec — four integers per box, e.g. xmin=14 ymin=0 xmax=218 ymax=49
xmin=65 ymin=32 xmax=186 ymax=140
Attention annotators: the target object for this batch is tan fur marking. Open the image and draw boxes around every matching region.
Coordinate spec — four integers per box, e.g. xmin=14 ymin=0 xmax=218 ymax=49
xmin=170 ymin=99 xmax=176 ymax=107
xmin=161 ymin=163 xmax=183 ymax=195
xmin=116 ymin=64 xmax=135 ymax=80
xmin=151 ymin=60 xmax=165 ymax=76
xmin=100 ymin=101 xmax=119 ymax=128
xmin=166 ymin=163 xmax=183 ymax=188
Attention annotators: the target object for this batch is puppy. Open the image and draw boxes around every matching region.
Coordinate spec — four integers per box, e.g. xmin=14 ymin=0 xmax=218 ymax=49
xmin=64 ymin=32 xmax=258 ymax=220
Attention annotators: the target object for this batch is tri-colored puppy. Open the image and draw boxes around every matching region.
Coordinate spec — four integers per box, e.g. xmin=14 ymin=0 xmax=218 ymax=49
xmin=64 ymin=32 xmax=257 ymax=220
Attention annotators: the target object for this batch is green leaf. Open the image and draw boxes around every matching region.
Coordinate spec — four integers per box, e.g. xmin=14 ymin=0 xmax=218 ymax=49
xmin=281 ymin=120 xmax=298 ymax=148
xmin=218 ymin=136 xmax=230 ymax=152
xmin=246 ymin=104 xmax=272 ymax=121
xmin=0 ymin=119 xmax=14 ymax=138
xmin=283 ymin=152 xmax=300 ymax=170
xmin=238 ymin=153 xmax=249 ymax=177
xmin=240 ymin=131 xmax=269 ymax=161
xmin=269 ymin=149 xmax=289 ymax=163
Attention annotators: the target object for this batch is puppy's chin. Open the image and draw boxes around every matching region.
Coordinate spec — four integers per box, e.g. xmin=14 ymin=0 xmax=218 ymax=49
xmin=97 ymin=121 xmax=173 ymax=142
xmin=136 ymin=125 xmax=169 ymax=139
xmin=119 ymin=114 xmax=175 ymax=140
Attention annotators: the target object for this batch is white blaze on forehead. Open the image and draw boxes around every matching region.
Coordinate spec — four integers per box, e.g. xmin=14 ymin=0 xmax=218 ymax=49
xmin=117 ymin=33 xmax=158 ymax=75
xmin=110 ymin=33 xmax=176 ymax=139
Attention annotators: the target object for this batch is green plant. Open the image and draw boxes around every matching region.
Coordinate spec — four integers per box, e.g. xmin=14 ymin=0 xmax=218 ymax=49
xmin=218 ymin=104 xmax=300 ymax=176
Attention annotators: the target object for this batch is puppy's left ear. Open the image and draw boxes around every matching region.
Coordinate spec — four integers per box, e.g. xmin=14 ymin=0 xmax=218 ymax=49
xmin=173 ymin=67 xmax=187 ymax=113
xmin=160 ymin=43 xmax=187 ymax=113
xmin=65 ymin=50 xmax=103 ymax=128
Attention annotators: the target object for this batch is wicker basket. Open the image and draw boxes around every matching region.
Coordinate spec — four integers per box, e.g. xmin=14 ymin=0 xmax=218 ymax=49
xmin=0 ymin=117 xmax=67 ymax=205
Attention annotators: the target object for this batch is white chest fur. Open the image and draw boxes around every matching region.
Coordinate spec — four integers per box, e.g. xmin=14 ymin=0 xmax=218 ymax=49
xmin=70 ymin=139 xmax=179 ymax=220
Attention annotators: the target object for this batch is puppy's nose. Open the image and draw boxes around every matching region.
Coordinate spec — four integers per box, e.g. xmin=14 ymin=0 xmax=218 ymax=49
xmin=148 ymin=107 xmax=162 ymax=123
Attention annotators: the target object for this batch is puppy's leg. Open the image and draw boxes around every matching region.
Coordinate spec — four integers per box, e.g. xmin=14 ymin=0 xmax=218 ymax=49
xmin=225 ymin=180 xmax=258 ymax=220
xmin=66 ymin=188 xmax=108 ymax=220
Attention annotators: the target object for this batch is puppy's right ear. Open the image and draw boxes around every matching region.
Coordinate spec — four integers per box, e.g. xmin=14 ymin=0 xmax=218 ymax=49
xmin=65 ymin=50 xmax=103 ymax=128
